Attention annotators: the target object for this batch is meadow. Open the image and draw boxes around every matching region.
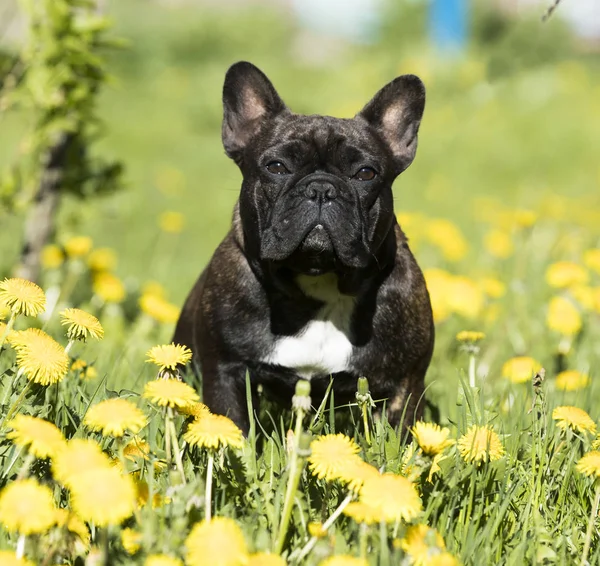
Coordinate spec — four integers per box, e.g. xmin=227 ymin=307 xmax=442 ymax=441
xmin=1 ymin=1 xmax=600 ymax=564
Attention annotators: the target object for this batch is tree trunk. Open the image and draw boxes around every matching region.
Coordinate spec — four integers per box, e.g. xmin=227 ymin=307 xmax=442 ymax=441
xmin=15 ymin=132 xmax=72 ymax=283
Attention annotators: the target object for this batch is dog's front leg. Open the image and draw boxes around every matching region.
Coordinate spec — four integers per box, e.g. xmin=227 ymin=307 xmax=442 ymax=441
xmin=202 ymin=359 xmax=250 ymax=434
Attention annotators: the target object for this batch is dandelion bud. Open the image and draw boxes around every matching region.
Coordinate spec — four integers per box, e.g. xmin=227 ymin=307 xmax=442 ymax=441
xmin=356 ymin=377 xmax=376 ymax=408
xmin=357 ymin=376 xmax=369 ymax=396
xmin=292 ymin=380 xmax=311 ymax=412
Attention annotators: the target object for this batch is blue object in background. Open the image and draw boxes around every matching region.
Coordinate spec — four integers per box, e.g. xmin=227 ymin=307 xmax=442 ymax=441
xmin=430 ymin=0 xmax=468 ymax=52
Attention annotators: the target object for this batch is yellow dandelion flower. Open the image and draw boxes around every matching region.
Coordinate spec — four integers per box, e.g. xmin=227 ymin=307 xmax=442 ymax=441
xmin=159 ymin=211 xmax=185 ymax=233
xmin=7 ymin=414 xmax=66 ymax=459
xmin=458 ymin=425 xmax=504 ymax=464
xmin=501 ymin=356 xmax=542 ymax=384
xmin=139 ymin=293 xmax=180 ymax=324
xmin=359 ymin=473 xmax=422 ymax=523
xmin=546 ymin=261 xmax=589 ymax=289
xmin=84 ymin=398 xmax=147 ymax=438
xmin=0 ymin=301 xmax=10 ymax=320
xmin=479 ymin=277 xmax=506 ymax=299
xmin=400 ymin=524 xmax=446 ymax=566
xmin=143 ymin=378 xmax=199 ymax=409
xmin=93 ymin=272 xmax=126 ymax=303
xmin=447 ymin=276 xmax=484 ymax=319
xmin=184 ymin=413 xmax=244 ymax=450
xmin=64 ymin=236 xmax=93 ymax=258
xmin=552 ymin=406 xmax=596 ymax=435
xmin=142 ymin=281 xmax=166 ymax=298
xmin=121 ymin=527 xmax=142 ymax=554
xmin=0 ymin=551 xmax=34 ymax=566
xmin=145 ymin=555 xmax=183 ymax=566
xmin=423 ymin=268 xmax=453 ymax=323
xmin=88 ymin=247 xmax=117 ymax=272
xmin=247 ymin=553 xmax=287 ymax=566
xmin=146 ymin=343 xmax=192 ymax=371
xmin=60 ymin=308 xmax=104 ymax=341
xmin=308 ymin=434 xmax=362 ymax=483
xmin=547 ymin=296 xmax=582 ymax=336
xmin=584 ymin=249 xmax=600 ymax=275
xmin=133 ymin=476 xmax=165 ymax=508
xmin=71 ymin=359 xmax=98 ymax=380
xmin=0 ymin=479 xmax=56 ymax=534
xmin=483 ymin=228 xmax=514 ymax=259
xmin=427 ymin=553 xmax=460 ymax=566
xmin=456 ymin=331 xmax=485 ymax=344
xmin=177 ymin=400 xmax=211 ymax=419
xmin=428 ymin=453 xmax=447 ymax=483
xmin=401 ymin=442 xmax=418 ymax=479
xmin=571 ymin=285 xmax=595 ymax=310
xmin=513 ymin=209 xmax=538 ymax=228
xmin=0 ymin=277 xmax=46 ymax=317
xmin=9 ymin=328 xmax=69 ymax=386
xmin=71 ymin=359 xmax=87 ymax=372
xmin=556 ymin=370 xmax=590 ymax=391
xmin=425 ymin=218 xmax=468 ymax=262
xmin=576 ymin=451 xmax=600 ymax=478
xmin=308 ymin=521 xmax=327 ymax=538
xmin=343 ymin=501 xmax=382 ymax=525
xmin=41 ymin=244 xmax=65 ymax=269
xmin=185 ymin=517 xmax=248 ymax=566
xmin=69 ymin=466 xmax=136 ymax=526
xmin=319 ymin=556 xmax=368 ymax=566
xmin=52 ymin=439 xmax=112 ymax=487
xmin=411 ymin=422 xmax=455 ymax=456
xmin=124 ymin=436 xmax=151 ymax=462
xmin=343 ymin=460 xmax=381 ymax=493
xmin=54 ymin=508 xmax=90 ymax=546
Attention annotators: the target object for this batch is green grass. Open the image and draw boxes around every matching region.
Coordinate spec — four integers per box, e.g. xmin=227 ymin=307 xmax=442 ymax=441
xmin=1 ymin=1 xmax=600 ymax=564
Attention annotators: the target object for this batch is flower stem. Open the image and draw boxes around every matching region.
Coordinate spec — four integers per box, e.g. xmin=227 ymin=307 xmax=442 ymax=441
xmin=581 ymin=481 xmax=600 ymax=566
xmin=16 ymin=452 xmax=36 ymax=480
xmin=362 ymin=403 xmax=371 ymax=445
xmin=359 ymin=522 xmax=368 ymax=558
xmin=205 ymin=451 xmax=214 ymax=522
xmin=16 ymin=533 xmax=26 ymax=559
xmin=64 ymin=339 xmax=75 ymax=355
xmin=0 ymin=380 xmax=33 ymax=431
xmin=0 ymin=311 xmax=16 ymax=352
xmin=274 ymin=406 xmax=305 ymax=554
xmin=164 ymin=409 xmax=172 ymax=469
xmin=379 ymin=519 xmax=390 ymax=566
xmin=296 ymin=492 xmax=354 ymax=562
xmin=468 ymin=353 xmax=476 ymax=388
xmin=167 ymin=408 xmax=186 ymax=485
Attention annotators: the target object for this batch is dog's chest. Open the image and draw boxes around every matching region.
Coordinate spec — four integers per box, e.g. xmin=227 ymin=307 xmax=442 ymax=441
xmin=260 ymin=275 xmax=355 ymax=379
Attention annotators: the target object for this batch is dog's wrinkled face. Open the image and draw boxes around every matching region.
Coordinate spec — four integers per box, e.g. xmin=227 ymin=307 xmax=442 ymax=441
xmin=222 ymin=62 xmax=425 ymax=276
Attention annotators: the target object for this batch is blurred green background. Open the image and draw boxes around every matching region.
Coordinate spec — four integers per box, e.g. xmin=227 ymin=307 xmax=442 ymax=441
xmin=1 ymin=0 xmax=598 ymax=303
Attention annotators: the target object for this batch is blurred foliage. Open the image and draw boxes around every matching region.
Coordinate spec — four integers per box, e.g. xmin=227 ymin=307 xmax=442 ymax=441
xmin=0 ymin=0 xmax=123 ymax=214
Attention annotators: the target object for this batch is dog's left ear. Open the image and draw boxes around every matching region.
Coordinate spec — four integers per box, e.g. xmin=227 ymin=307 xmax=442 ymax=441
xmin=222 ymin=61 xmax=289 ymax=163
xmin=357 ymin=75 xmax=425 ymax=174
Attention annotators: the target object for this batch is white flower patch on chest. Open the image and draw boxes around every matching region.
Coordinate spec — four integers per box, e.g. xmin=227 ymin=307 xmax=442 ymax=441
xmin=261 ymin=274 xmax=355 ymax=379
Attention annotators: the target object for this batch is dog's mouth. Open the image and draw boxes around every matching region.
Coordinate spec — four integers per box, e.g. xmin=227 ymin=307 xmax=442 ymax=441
xmin=285 ymin=223 xmax=338 ymax=275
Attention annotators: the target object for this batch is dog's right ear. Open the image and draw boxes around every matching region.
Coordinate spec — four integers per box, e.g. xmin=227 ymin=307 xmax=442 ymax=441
xmin=222 ymin=62 xmax=288 ymax=162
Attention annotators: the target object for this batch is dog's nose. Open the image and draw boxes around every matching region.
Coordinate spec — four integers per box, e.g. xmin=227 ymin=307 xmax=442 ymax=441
xmin=305 ymin=182 xmax=337 ymax=201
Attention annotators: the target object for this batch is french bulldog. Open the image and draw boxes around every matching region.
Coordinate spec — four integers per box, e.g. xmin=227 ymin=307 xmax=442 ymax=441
xmin=173 ymin=61 xmax=434 ymax=434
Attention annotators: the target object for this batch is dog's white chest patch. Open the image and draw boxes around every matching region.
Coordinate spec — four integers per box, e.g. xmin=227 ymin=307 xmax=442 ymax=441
xmin=261 ymin=274 xmax=355 ymax=379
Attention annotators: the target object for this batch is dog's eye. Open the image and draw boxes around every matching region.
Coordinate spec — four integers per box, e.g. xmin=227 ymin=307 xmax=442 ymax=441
xmin=355 ymin=167 xmax=377 ymax=181
xmin=266 ymin=161 xmax=290 ymax=175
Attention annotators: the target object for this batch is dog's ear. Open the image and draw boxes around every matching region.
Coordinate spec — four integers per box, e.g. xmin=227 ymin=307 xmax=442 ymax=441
xmin=357 ymin=75 xmax=425 ymax=174
xmin=222 ymin=61 xmax=288 ymax=162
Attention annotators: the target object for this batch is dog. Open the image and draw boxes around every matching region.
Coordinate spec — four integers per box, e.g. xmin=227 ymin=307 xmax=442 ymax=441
xmin=173 ymin=61 xmax=434 ymax=434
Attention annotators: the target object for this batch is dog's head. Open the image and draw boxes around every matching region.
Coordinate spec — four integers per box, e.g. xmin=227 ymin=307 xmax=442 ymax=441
xmin=222 ymin=61 xmax=425 ymax=276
